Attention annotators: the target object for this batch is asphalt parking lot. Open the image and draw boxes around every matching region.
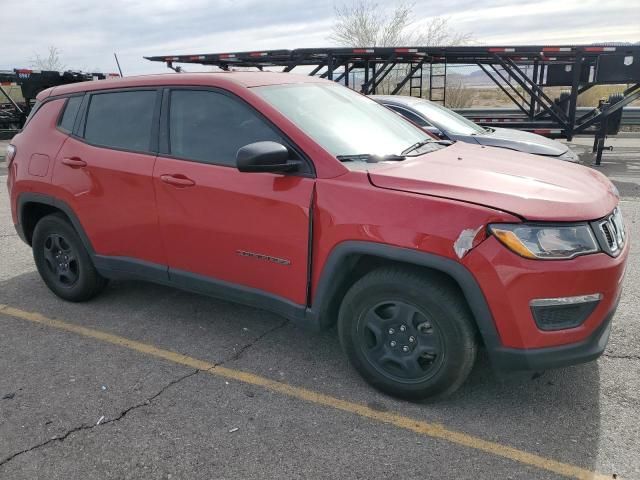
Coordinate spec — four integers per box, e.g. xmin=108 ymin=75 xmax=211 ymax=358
xmin=1 ymin=137 xmax=639 ymax=479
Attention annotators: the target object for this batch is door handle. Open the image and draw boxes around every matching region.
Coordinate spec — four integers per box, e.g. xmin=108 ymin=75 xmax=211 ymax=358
xmin=160 ymin=174 xmax=196 ymax=187
xmin=61 ymin=157 xmax=87 ymax=168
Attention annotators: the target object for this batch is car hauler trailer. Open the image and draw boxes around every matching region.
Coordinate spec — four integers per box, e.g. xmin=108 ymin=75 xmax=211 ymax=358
xmin=0 ymin=69 xmax=119 ymax=139
xmin=145 ymin=44 xmax=640 ymax=165
xmin=0 ymin=71 xmax=25 ymax=137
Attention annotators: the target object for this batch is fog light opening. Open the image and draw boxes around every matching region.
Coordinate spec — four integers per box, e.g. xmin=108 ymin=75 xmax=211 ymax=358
xmin=530 ymin=294 xmax=602 ymax=331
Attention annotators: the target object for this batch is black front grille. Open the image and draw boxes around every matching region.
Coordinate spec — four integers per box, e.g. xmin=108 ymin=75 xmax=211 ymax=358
xmin=601 ymin=222 xmax=614 ymax=248
xmin=591 ymin=208 xmax=625 ymax=257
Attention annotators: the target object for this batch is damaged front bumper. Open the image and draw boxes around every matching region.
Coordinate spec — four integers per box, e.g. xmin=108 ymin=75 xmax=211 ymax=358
xmin=488 ymin=306 xmax=615 ymax=371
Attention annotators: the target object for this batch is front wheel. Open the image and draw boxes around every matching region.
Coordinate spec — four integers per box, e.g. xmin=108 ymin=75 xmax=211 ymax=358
xmin=338 ymin=267 xmax=477 ymax=400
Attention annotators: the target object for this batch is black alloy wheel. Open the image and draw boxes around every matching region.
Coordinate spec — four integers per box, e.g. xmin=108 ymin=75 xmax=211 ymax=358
xmin=32 ymin=213 xmax=108 ymax=302
xmin=338 ymin=267 xmax=477 ymax=400
xmin=42 ymin=233 xmax=80 ymax=287
xmin=359 ymin=300 xmax=445 ymax=383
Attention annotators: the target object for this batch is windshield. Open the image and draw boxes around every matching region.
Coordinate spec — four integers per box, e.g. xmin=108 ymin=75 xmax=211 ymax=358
xmin=409 ymin=100 xmax=486 ymax=136
xmin=255 ymin=83 xmax=433 ymax=158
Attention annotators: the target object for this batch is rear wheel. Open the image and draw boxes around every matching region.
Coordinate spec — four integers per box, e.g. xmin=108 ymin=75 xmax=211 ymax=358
xmin=338 ymin=267 xmax=477 ymax=400
xmin=32 ymin=213 xmax=107 ymax=302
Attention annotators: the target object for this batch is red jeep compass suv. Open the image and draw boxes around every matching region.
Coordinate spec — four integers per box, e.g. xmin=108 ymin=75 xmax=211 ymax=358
xmin=6 ymin=72 xmax=628 ymax=399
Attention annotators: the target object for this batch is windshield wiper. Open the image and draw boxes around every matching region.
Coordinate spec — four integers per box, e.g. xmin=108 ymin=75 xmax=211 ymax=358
xmin=401 ymin=139 xmax=434 ymax=155
xmin=336 ymin=153 xmax=406 ymax=163
xmin=401 ymin=139 xmax=452 ymax=155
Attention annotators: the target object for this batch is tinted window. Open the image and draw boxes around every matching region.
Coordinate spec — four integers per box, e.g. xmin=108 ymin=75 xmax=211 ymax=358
xmin=84 ymin=90 xmax=156 ymax=152
xmin=410 ymin=100 xmax=485 ymax=135
xmin=169 ymin=90 xmax=282 ymax=166
xmin=59 ymin=96 xmax=82 ymax=132
xmin=388 ymin=105 xmax=430 ymax=127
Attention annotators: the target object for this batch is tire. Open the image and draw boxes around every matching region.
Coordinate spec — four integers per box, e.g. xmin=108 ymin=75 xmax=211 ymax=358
xmin=32 ymin=213 xmax=108 ymax=302
xmin=338 ymin=267 xmax=477 ymax=400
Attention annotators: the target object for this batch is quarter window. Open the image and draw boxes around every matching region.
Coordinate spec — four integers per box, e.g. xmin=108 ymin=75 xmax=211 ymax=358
xmin=169 ymin=90 xmax=282 ymax=166
xmin=23 ymin=100 xmax=42 ymax=128
xmin=84 ymin=90 xmax=156 ymax=152
xmin=59 ymin=96 xmax=83 ymax=132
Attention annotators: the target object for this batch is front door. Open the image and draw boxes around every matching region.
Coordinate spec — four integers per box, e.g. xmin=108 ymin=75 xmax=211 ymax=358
xmin=153 ymin=88 xmax=314 ymax=305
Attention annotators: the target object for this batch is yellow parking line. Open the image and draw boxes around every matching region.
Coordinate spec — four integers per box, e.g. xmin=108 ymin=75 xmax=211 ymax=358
xmin=0 ymin=304 xmax=612 ymax=480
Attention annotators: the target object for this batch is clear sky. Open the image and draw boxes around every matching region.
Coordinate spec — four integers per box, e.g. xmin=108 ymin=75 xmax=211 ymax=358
xmin=1 ymin=0 xmax=639 ymax=75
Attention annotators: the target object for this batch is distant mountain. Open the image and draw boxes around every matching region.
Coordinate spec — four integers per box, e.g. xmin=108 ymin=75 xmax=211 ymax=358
xmin=447 ymin=69 xmax=503 ymax=87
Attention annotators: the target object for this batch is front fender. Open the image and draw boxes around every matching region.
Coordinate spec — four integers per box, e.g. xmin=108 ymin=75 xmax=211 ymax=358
xmin=304 ymin=240 xmax=501 ymax=354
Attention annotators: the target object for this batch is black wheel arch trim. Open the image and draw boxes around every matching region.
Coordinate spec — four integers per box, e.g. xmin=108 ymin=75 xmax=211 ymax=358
xmin=16 ymin=192 xmax=95 ymax=254
xmin=304 ymin=241 xmax=502 ymax=352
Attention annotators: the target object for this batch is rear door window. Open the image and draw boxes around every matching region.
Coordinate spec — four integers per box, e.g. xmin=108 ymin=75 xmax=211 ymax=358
xmin=168 ymin=89 xmax=283 ymax=166
xmin=84 ymin=90 xmax=157 ymax=152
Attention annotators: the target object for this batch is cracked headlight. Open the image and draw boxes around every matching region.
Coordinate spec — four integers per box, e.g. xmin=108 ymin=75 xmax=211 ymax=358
xmin=489 ymin=223 xmax=599 ymax=259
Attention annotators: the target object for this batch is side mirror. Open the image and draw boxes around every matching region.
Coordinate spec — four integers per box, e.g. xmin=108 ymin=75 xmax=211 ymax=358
xmin=236 ymin=141 xmax=300 ymax=173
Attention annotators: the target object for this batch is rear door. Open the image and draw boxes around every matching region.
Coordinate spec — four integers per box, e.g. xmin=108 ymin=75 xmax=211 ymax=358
xmin=53 ymin=88 xmax=165 ymax=266
xmin=153 ymin=88 xmax=315 ymax=305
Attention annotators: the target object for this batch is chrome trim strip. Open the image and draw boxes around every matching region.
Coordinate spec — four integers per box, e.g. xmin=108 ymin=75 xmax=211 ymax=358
xmin=530 ymin=294 xmax=602 ymax=308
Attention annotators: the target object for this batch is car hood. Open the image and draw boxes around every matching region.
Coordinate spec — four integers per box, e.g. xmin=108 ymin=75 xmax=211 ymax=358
xmin=472 ymin=127 xmax=568 ymax=156
xmin=368 ymin=142 xmax=617 ymax=222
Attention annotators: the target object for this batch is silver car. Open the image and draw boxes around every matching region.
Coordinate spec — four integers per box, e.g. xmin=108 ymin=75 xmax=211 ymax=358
xmin=372 ymin=95 xmax=579 ymax=162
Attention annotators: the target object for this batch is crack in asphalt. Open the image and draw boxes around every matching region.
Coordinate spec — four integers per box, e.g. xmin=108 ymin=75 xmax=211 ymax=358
xmin=603 ymin=353 xmax=640 ymax=361
xmin=0 ymin=369 xmax=200 ymax=469
xmin=230 ymin=318 xmax=289 ymax=362
xmin=0 ymin=318 xmax=289 ymax=469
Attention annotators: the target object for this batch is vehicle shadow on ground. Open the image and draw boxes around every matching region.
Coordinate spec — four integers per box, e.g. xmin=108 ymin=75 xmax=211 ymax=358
xmin=0 ymin=271 xmax=602 ymax=473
